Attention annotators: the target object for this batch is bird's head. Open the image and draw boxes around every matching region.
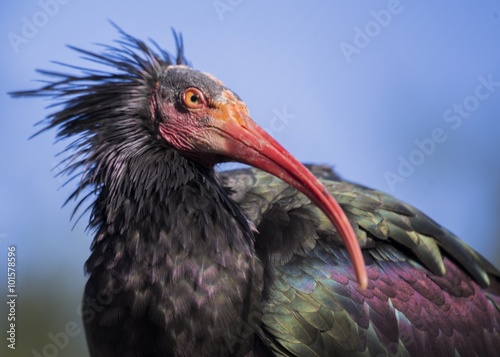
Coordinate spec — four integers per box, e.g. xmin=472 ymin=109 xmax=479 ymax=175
xmin=12 ymin=27 xmax=368 ymax=289
xmin=152 ymin=65 xmax=254 ymax=167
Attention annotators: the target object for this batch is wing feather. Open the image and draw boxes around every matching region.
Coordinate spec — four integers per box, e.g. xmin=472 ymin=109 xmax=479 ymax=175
xmin=222 ymin=166 xmax=500 ymax=356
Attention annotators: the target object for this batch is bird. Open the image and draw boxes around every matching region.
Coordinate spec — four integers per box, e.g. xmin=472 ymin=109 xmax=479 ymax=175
xmin=12 ymin=26 xmax=500 ymax=356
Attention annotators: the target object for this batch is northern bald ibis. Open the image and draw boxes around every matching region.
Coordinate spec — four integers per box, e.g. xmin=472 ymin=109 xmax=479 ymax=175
xmin=11 ymin=27 xmax=500 ymax=357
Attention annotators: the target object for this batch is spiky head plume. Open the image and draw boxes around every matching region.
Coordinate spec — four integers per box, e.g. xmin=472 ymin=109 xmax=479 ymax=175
xmin=11 ymin=25 xmax=190 ymax=223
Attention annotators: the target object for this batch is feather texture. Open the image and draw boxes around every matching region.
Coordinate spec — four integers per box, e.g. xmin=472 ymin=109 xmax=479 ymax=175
xmin=11 ymin=27 xmax=500 ymax=356
xmin=223 ymin=167 xmax=500 ymax=356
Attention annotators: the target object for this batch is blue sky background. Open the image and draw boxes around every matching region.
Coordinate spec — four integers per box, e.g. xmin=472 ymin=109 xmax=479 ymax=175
xmin=1 ymin=0 xmax=500 ymax=354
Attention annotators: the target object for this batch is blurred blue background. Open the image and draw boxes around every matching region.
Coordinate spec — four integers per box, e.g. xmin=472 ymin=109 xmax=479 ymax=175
xmin=1 ymin=1 xmax=500 ymax=355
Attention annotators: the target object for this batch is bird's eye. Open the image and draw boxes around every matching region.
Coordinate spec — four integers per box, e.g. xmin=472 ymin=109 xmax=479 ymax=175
xmin=182 ymin=88 xmax=206 ymax=109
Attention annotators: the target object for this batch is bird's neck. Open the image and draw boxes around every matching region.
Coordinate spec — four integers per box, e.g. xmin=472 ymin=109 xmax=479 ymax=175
xmin=83 ymin=148 xmax=262 ymax=355
xmin=86 ymin=147 xmax=255 ymax=270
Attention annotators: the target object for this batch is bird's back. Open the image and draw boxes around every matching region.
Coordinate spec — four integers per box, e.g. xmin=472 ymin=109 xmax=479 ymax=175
xmin=221 ymin=165 xmax=500 ymax=356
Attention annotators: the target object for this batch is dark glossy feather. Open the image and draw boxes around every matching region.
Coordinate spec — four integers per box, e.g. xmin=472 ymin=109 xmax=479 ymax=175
xmin=11 ymin=27 xmax=500 ymax=356
xmin=222 ymin=167 xmax=500 ymax=356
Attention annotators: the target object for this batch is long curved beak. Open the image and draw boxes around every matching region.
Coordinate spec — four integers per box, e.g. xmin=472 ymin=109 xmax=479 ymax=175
xmin=204 ymin=102 xmax=368 ymax=289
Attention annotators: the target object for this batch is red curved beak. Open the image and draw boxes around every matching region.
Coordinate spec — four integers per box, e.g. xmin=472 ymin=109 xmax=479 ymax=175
xmin=204 ymin=100 xmax=368 ymax=289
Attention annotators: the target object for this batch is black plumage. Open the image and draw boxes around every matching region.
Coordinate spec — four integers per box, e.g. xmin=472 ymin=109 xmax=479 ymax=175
xmin=11 ymin=27 xmax=500 ymax=356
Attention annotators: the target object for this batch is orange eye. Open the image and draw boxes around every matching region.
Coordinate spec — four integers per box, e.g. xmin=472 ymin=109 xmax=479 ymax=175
xmin=182 ymin=88 xmax=206 ymax=109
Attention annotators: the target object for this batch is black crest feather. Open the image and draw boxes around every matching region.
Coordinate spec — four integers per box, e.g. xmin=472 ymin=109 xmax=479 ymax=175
xmin=10 ymin=25 xmax=190 ymax=226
